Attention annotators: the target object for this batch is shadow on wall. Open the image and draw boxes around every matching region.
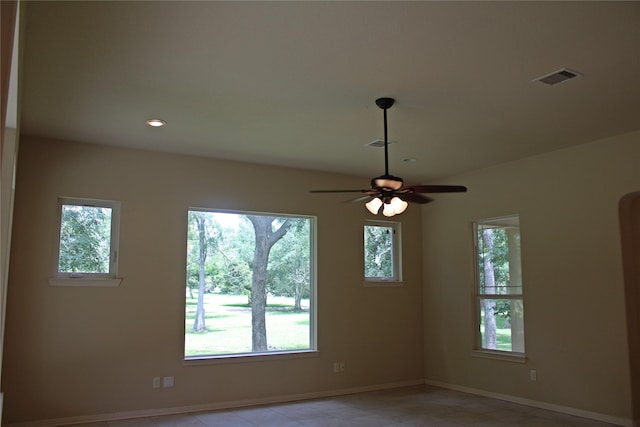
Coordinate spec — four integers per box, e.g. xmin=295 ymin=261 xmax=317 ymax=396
xmin=619 ymin=191 xmax=640 ymax=425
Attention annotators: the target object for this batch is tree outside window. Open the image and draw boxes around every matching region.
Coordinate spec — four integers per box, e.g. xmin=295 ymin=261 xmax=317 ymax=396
xmin=185 ymin=209 xmax=315 ymax=358
xmin=474 ymin=216 xmax=524 ymax=354
xmin=55 ymin=198 xmax=120 ymax=278
xmin=364 ymin=220 xmax=402 ymax=283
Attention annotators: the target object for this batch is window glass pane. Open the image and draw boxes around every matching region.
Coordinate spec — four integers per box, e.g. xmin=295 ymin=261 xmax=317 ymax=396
xmin=475 ymin=215 xmax=524 ymax=354
xmin=479 ymin=298 xmax=525 ymax=352
xmin=58 ymin=204 xmax=112 ymax=274
xmin=185 ymin=210 xmax=314 ymax=358
xmin=476 ymin=225 xmax=522 ymax=295
xmin=364 ymin=224 xmax=394 ymax=278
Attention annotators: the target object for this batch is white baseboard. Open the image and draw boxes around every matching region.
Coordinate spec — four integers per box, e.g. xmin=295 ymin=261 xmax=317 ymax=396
xmin=4 ymin=379 xmax=424 ymax=427
xmin=424 ymin=379 xmax=633 ymax=427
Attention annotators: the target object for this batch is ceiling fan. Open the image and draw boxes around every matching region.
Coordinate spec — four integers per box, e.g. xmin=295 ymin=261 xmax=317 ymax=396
xmin=311 ymin=97 xmax=467 ymax=217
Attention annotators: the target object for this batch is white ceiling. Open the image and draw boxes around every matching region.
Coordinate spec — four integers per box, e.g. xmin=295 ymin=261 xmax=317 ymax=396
xmin=19 ymin=1 xmax=640 ymax=185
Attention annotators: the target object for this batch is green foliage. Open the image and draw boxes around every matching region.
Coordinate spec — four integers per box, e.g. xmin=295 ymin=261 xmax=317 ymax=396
xmin=58 ymin=205 xmax=112 ymax=273
xmin=186 ymin=212 xmax=310 ymax=298
xmin=185 ymin=211 xmax=312 ymax=354
xmin=477 ymin=228 xmax=510 ymax=293
xmin=478 ymin=228 xmax=511 ymax=320
xmin=364 ymin=225 xmax=393 ymax=277
xmin=187 ymin=212 xmax=240 ymax=293
xmin=476 ymin=223 xmax=523 ymax=351
xmin=267 ymin=219 xmax=310 ymax=299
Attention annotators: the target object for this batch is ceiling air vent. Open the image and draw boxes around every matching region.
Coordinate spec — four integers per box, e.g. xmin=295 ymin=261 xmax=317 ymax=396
xmin=533 ymin=68 xmax=583 ymax=86
xmin=366 ymin=139 xmax=395 ymax=148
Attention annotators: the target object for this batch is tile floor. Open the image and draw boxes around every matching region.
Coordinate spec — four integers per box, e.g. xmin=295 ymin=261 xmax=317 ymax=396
xmin=63 ymin=385 xmax=621 ymax=427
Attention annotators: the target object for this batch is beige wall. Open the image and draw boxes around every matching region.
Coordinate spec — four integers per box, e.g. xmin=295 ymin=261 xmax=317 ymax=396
xmin=2 ymin=136 xmax=425 ymax=424
xmin=422 ymin=130 xmax=640 ymax=421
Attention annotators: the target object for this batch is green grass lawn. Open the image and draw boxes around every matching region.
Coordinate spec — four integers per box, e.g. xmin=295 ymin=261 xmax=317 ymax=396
xmin=480 ymin=315 xmax=513 ymax=351
xmin=185 ymin=293 xmax=310 ymax=357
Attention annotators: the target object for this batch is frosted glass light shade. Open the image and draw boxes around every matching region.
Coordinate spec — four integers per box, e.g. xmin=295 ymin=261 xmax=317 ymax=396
xmin=390 ymin=197 xmax=408 ymax=214
xmin=365 ymin=197 xmax=383 ymax=214
xmin=382 ymin=202 xmax=397 ymax=217
xmin=367 ymin=196 xmax=408 ymax=216
xmin=382 ymin=197 xmax=409 ymax=217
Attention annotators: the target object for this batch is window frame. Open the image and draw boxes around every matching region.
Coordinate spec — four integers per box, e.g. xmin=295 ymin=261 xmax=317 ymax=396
xmin=183 ymin=208 xmax=317 ymax=361
xmin=472 ymin=215 xmax=525 ymax=359
xmin=364 ymin=219 xmax=403 ymax=286
xmin=51 ymin=197 xmax=121 ymax=282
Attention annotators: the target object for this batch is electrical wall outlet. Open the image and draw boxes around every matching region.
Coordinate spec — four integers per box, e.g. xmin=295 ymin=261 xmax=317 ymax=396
xmin=163 ymin=376 xmax=174 ymax=388
xmin=530 ymin=370 xmax=537 ymax=381
xmin=333 ymin=362 xmax=345 ymax=373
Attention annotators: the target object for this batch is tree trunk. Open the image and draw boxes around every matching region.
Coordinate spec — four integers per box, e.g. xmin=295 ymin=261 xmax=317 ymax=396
xmin=247 ymin=216 xmax=292 ymax=352
xmin=294 ymin=279 xmax=302 ymax=311
xmin=193 ymin=215 xmax=207 ymax=332
xmin=251 ymin=222 xmax=269 ymax=351
xmin=481 ymin=229 xmax=497 ymax=349
xmin=507 ymin=227 xmax=524 ymax=352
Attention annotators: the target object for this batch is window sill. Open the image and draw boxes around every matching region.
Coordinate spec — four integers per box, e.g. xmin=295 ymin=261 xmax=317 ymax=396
xmin=471 ymin=349 xmax=526 ymax=363
xmin=184 ymin=350 xmax=319 ymax=366
xmin=363 ymin=280 xmax=404 ymax=288
xmin=48 ymin=277 xmax=122 ymax=287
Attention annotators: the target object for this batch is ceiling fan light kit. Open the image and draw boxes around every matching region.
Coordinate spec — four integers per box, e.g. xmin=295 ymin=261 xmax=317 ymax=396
xmin=366 ymin=196 xmax=408 ymax=217
xmin=311 ymin=97 xmax=467 ymax=217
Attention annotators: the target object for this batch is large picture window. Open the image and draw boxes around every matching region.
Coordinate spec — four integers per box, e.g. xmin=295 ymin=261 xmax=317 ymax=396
xmin=185 ymin=209 xmax=316 ymax=359
xmin=474 ymin=215 xmax=524 ymax=354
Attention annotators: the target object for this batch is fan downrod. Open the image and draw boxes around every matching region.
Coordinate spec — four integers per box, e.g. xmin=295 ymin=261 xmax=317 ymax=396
xmin=375 ymin=97 xmax=395 ymax=110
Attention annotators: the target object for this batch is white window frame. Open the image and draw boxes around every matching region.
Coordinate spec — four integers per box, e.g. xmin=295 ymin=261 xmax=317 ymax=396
xmin=183 ymin=208 xmax=317 ymax=362
xmin=49 ymin=197 xmax=121 ymax=287
xmin=364 ymin=219 xmax=403 ymax=287
xmin=472 ymin=215 xmax=525 ymax=360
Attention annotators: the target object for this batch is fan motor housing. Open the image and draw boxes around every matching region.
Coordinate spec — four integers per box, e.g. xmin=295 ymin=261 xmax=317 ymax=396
xmin=371 ymin=174 xmax=404 ymax=190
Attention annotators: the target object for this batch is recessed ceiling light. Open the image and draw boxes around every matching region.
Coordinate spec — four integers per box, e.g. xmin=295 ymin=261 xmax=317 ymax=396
xmin=146 ymin=118 xmax=166 ymax=127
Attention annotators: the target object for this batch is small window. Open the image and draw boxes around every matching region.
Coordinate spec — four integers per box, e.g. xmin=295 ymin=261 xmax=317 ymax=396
xmin=185 ymin=209 xmax=316 ymax=359
xmin=473 ymin=215 xmax=524 ymax=354
xmin=54 ymin=198 xmax=120 ymax=279
xmin=364 ymin=220 xmax=402 ymax=284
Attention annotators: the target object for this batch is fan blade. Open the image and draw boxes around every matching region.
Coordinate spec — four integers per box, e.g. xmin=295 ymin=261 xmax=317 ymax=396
xmin=400 ymin=193 xmax=434 ymax=204
xmin=348 ymin=194 xmax=376 ymax=203
xmin=406 ymin=185 xmax=467 ymax=194
xmin=310 ymin=189 xmax=370 ymax=193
